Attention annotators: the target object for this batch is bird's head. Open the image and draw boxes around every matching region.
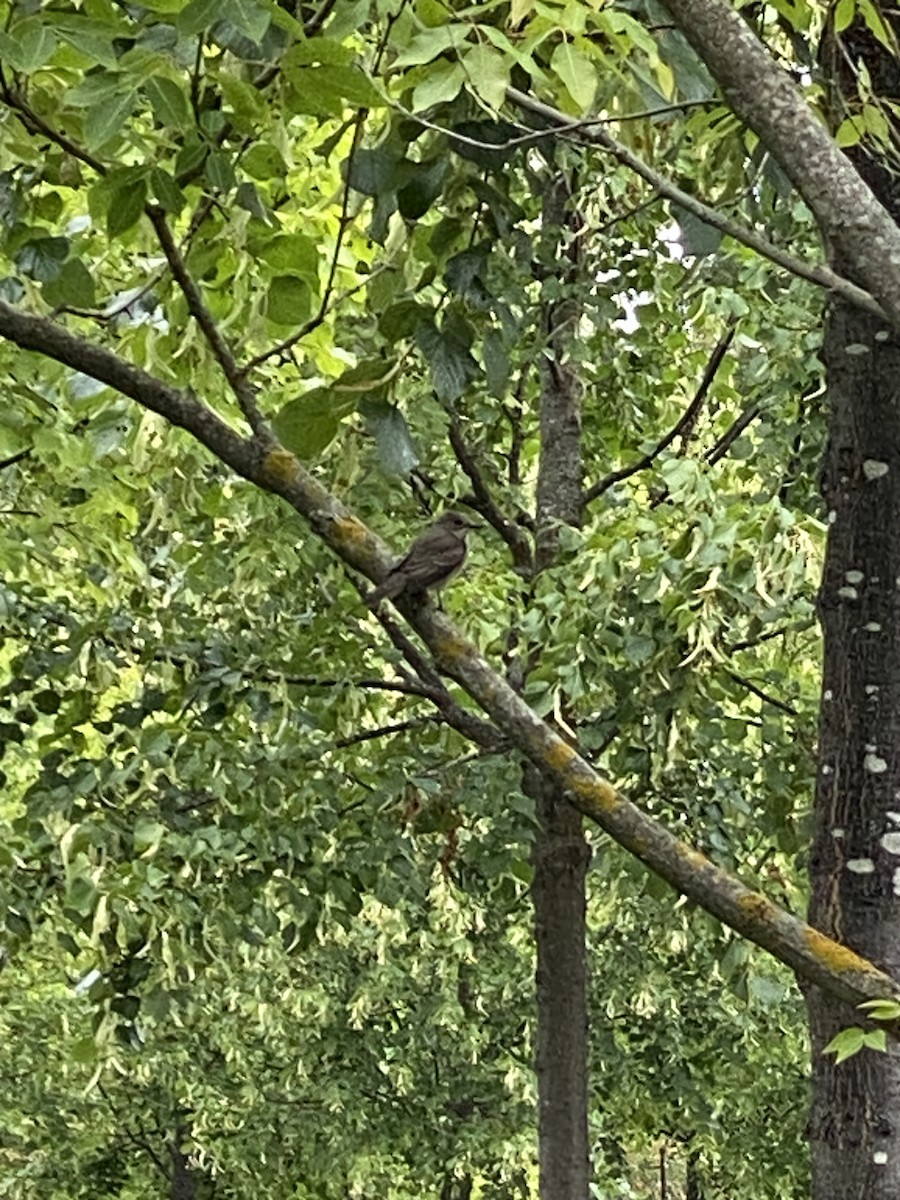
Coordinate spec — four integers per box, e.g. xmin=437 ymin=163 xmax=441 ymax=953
xmin=437 ymin=511 xmax=479 ymax=533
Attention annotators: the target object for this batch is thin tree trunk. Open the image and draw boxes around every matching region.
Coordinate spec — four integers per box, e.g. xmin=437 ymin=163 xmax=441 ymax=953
xmin=528 ymin=170 xmax=591 ymax=1200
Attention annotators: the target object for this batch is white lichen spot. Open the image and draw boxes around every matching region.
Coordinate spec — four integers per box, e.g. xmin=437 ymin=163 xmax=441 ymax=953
xmin=865 ymin=753 xmax=889 ymax=773
xmin=874 ymin=1150 xmax=889 ymax=1165
xmin=844 ymin=343 xmax=871 ymax=355
xmin=838 ymin=586 xmax=858 ymax=600
xmin=823 ymin=689 xmax=834 ymax=701
xmin=833 ymin=828 xmax=845 ymax=838
xmin=888 ymin=810 xmax=900 ymax=823
xmin=845 ymin=570 xmax=865 ymax=584
xmin=863 ymin=459 xmax=890 ymax=480
xmin=894 ymin=868 xmax=900 ymax=896
xmin=866 ymin=685 xmax=880 ymax=695
xmin=821 ymin=764 xmax=833 ymax=776
xmin=865 ymin=622 xmax=883 ymax=632
xmin=875 ymin=330 xmax=890 ymax=343
xmin=881 ymin=832 xmax=900 ymax=855
xmin=847 ymin=858 xmax=876 ymax=874
xmin=829 ymin=510 xmax=838 ymax=526
xmin=866 ymin=743 xmax=877 ymax=752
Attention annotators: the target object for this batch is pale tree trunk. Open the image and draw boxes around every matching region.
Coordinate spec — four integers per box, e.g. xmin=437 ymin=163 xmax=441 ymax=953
xmin=806 ymin=18 xmax=900 ymax=1199
xmin=527 ymin=170 xmax=591 ymax=1200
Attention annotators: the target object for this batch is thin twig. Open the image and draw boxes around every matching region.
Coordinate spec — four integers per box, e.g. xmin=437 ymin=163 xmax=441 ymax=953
xmin=0 ymin=448 xmax=29 ymax=471
xmin=241 ymin=112 xmax=366 ymax=374
xmin=447 ymin=412 xmax=533 ymax=571
xmin=146 ymin=206 xmax=268 ymax=438
xmin=583 ymin=321 xmax=737 ymax=505
xmin=335 ymin=716 xmax=433 ymax=748
xmin=704 ymin=403 xmax=761 ymax=467
xmin=726 ymin=669 xmax=798 ymax=716
xmin=505 ymin=87 xmax=885 ymax=322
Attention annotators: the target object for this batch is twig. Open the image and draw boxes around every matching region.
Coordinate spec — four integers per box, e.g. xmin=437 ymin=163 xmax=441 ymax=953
xmin=505 ymin=87 xmax=886 ymax=322
xmin=145 ymin=206 xmax=269 ymax=438
xmin=447 ymin=412 xmax=533 ymax=571
xmin=335 ymin=716 xmax=434 ymax=748
xmin=241 ymin=111 xmax=366 ymax=374
xmin=0 ymin=448 xmax=29 ymax=471
xmin=726 ymin=669 xmax=798 ymax=716
xmin=704 ymin=403 xmax=761 ymax=467
xmin=583 ymin=321 xmax=737 ymax=505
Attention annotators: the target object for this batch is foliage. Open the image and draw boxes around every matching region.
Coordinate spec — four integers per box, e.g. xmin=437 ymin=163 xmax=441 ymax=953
xmin=0 ymin=0 xmax=843 ymax=1195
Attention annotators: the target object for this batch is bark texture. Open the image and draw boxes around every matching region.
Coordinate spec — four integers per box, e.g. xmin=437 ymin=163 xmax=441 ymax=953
xmin=807 ymin=18 xmax=900 ymax=1198
xmin=529 ymin=171 xmax=591 ymax=1200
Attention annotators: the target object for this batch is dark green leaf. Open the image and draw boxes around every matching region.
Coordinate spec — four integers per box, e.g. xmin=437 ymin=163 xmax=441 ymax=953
xmin=265 ymin=275 xmax=312 ymax=326
xmin=144 ymin=76 xmax=192 ymax=128
xmin=106 ymin=179 xmax=147 ymax=238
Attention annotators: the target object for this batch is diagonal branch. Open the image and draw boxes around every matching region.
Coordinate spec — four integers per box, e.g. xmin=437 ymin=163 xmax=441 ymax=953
xmin=0 ymin=298 xmax=897 ymax=1009
xmin=447 ymin=413 xmax=533 ymax=572
xmin=584 ymin=321 xmax=737 ymax=505
xmin=506 ymin=87 xmax=886 ymax=323
xmin=145 ymin=206 xmax=268 ymax=438
xmin=654 ymin=0 xmax=900 ymax=330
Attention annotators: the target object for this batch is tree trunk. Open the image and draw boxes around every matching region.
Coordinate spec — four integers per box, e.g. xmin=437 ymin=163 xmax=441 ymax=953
xmin=807 ymin=17 xmax=900 ymax=1200
xmin=528 ymin=170 xmax=591 ymax=1200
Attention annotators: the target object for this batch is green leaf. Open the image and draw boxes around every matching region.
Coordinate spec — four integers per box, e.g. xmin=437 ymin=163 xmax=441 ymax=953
xmin=223 ymin=0 xmax=271 ymax=42
xmin=235 ymin=181 xmax=269 ymax=219
xmin=833 ymin=0 xmax=855 ymax=32
xmin=672 ymin=206 xmax=724 ymax=257
xmin=253 ymin=233 xmax=320 ymax=280
xmin=42 ymin=259 xmax=97 ymax=309
xmin=378 ymin=300 xmax=431 ymax=342
xmin=177 ymin=0 xmax=222 ymax=35
xmin=411 ymin=60 xmax=466 ymax=111
xmin=54 ymin=16 xmax=121 ymax=68
xmin=265 ymin=275 xmax=312 ymax=326
xmin=17 ymin=236 xmax=69 ymax=282
xmin=361 ymin=401 xmax=420 ymax=475
xmin=206 ymin=150 xmax=237 ymax=192
xmin=416 ymin=321 xmax=481 ymax=401
xmin=397 ymin=159 xmax=447 ymax=219
xmin=242 ymin=143 xmax=288 ymax=181
xmin=345 ymin=147 xmax=408 ymax=197
xmin=550 ymin=42 xmax=598 ymax=111
xmin=463 ymin=44 xmax=510 ymax=110
xmin=824 ymin=1026 xmax=866 ymax=1064
xmin=84 ymin=90 xmax=137 ymax=150
xmin=8 ymin=20 xmax=57 ymax=72
xmin=482 ymin=329 xmax=509 ymax=398
xmin=392 ymin=25 xmax=465 ymax=67
xmin=285 ymin=64 xmax=383 ymax=112
xmin=106 ymin=178 xmax=148 ymax=237
xmin=134 ymin=818 xmax=166 ymax=856
xmin=144 ymin=76 xmax=192 ymax=128
xmin=274 ymin=388 xmax=356 ymax=458
xmin=150 ymin=166 xmax=186 ymax=215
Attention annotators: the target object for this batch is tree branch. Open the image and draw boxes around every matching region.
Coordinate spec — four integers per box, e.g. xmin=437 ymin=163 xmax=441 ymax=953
xmin=447 ymin=413 xmax=533 ymax=572
xmin=505 ymin=87 xmax=887 ymax=323
xmin=656 ymin=0 xmax=900 ymax=330
xmin=145 ymin=206 xmax=268 ymax=438
xmin=704 ymin=403 xmax=762 ymax=467
xmin=584 ymin=321 xmax=736 ymax=505
xmin=0 ymin=299 xmax=896 ymax=1008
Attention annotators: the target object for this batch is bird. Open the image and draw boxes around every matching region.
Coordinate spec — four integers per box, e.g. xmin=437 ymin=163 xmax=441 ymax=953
xmin=370 ymin=511 xmax=478 ymax=604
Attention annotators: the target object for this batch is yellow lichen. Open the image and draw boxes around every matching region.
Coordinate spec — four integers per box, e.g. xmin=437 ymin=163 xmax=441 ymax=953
xmin=261 ymin=447 xmax=300 ymax=485
xmin=804 ymin=926 xmax=870 ymax=973
xmin=567 ymin=770 xmax=619 ymax=812
xmin=544 ymin=740 xmax=577 ymax=771
xmin=738 ymin=892 xmax=777 ymax=922
xmin=333 ymin=514 xmax=369 ymax=548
